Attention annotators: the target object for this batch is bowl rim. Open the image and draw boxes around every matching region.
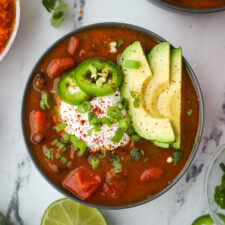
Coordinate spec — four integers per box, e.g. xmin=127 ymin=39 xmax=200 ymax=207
xmin=205 ymin=143 xmax=225 ymax=224
xmin=0 ymin=0 xmax=20 ymax=62
xmin=150 ymin=0 xmax=225 ymax=13
xmin=21 ymin=22 xmax=204 ymax=210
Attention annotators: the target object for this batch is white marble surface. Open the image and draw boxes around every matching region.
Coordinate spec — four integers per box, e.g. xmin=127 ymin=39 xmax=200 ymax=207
xmin=1 ymin=0 xmax=225 ymax=224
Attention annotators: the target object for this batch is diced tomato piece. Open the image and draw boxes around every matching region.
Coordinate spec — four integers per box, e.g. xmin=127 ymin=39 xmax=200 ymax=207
xmin=140 ymin=166 xmax=164 ymax=184
xmin=63 ymin=167 xmax=101 ymax=200
xmin=31 ymin=111 xmax=45 ymax=133
xmin=101 ymin=169 xmax=127 ymax=199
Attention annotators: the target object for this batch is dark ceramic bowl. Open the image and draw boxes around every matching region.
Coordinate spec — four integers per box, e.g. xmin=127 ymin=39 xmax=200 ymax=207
xmin=150 ymin=0 xmax=225 ymax=13
xmin=22 ymin=22 xmax=204 ymax=209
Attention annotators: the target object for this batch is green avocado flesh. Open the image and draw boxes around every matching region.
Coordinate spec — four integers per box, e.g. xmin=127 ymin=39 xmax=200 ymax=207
xmin=120 ymin=41 xmax=175 ymax=143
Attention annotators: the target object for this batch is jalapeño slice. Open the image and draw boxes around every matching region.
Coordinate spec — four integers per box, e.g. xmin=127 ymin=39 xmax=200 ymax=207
xmin=57 ymin=69 xmax=89 ymax=105
xmin=75 ymin=58 xmax=123 ymax=97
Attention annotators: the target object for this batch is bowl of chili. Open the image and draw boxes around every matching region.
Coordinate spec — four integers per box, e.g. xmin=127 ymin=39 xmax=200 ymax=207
xmin=0 ymin=0 xmax=20 ymax=61
xmin=22 ymin=22 xmax=204 ymax=209
xmin=150 ymin=0 xmax=225 ymax=13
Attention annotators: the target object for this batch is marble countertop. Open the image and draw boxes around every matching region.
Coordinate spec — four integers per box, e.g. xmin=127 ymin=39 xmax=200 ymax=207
xmin=1 ymin=0 xmax=225 ymax=224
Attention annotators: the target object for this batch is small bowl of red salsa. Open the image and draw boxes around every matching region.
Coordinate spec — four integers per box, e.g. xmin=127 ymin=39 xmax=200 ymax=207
xmin=150 ymin=0 xmax=225 ymax=13
xmin=22 ymin=23 xmax=204 ymax=208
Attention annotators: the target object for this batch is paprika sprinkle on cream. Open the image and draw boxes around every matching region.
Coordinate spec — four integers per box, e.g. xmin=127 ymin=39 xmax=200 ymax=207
xmin=0 ymin=0 xmax=16 ymax=54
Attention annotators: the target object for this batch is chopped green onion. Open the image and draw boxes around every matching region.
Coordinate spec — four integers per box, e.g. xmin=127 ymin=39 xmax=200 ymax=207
xmin=130 ymin=148 xmax=141 ymax=161
xmin=140 ymin=150 xmax=145 ymax=155
xmin=88 ymin=112 xmax=94 ymax=121
xmin=87 ymin=127 xmax=95 ymax=136
xmin=118 ymin=117 xmax=131 ymax=129
xmin=101 ymin=117 xmax=112 ymax=127
xmin=94 ymin=124 xmax=101 ymax=131
xmin=111 ymin=128 xmax=124 ymax=143
xmin=52 ymin=139 xmax=67 ymax=152
xmin=132 ymin=134 xmax=141 ymax=142
xmin=187 ymin=109 xmax=192 ymax=116
xmin=98 ymin=149 xmax=107 ymax=159
xmin=220 ymin=163 xmax=225 ymax=173
xmin=107 ymin=105 xmax=122 ymax=120
xmin=172 ymin=151 xmax=184 ymax=165
xmin=130 ymin=91 xmax=140 ymax=108
xmin=91 ymin=156 xmax=100 ymax=169
xmin=70 ymin=135 xmax=77 ymax=144
xmin=120 ymin=97 xmax=129 ymax=110
xmin=144 ymin=157 xmax=149 ymax=162
xmin=40 ymin=92 xmax=52 ymax=110
xmin=124 ymin=60 xmax=141 ymax=69
xmin=126 ymin=127 xmax=136 ymax=136
xmin=187 ymin=99 xmax=191 ymax=104
xmin=54 ymin=121 xmax=66 ymax=132
xmin=45 ymin=148 xmax=54 ymax=160
xmin=62 ymin=132 xmax=70 ymax=142
xmin=58 ymin=155 xmax=71 ymax=166
xmin=74 ymin=139 xmax=87 ymax=156
xmin=77 ymin=101 xmax=92 ymax=114
xmin=112 ymin=153 xmax=122 ymax=173
xmin=118 ymin=39 xmax=124 ymax=48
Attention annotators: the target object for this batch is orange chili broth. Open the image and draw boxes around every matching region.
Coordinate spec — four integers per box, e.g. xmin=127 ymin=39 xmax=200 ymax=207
xmin=163 ymin=0 xmax=225 ymax=9
xmin=24 ymin=27 xmax=200 ymax=206
xmin=0 ymin=0 xmax=16 ymax=54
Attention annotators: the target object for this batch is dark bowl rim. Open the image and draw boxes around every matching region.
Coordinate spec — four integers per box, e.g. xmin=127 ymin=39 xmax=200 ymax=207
xmin=150 ymin=0 xmax=225 ymax=13
xmin=21 ymin=22 xmax=204 ymax=210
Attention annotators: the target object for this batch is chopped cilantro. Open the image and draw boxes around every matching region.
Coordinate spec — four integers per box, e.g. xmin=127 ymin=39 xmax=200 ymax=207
xmin=172 ymin=151 xmax=184 ymax=165
xmin=112 ymin=153 xmax=122 ymax=173
xmin=130 ymin=148 xmax=141 ymax=161
xmin=45 ymin=148 xmax=54 ymax=160
xmin=118 ymin=39 xmax=124 ymax=48
xmin=187 ymin=109 xmax=192 ymax=116
xmin=42 ymin=0 xmax=57 ymax=12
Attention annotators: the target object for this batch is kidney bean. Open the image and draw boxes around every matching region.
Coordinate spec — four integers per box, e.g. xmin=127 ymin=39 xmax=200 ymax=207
xmin=68 ymin=37 xmax=79 ymax=55
xmin=32 ymin=133 xmax=44 ymax=144
xmin=47 ymin=57 xmax=75 ymax=77
xmin=140 ymin=166 xmax=164 ymax=184
xmin=31 ymin=111 xmax=45 ymax=133
xmin=33 ymin=72 xmax=46 ymax=90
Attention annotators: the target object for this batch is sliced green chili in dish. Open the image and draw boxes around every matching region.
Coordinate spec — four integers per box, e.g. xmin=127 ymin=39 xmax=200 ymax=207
xmin=54 ymin=121 xmax=66 ymax=132
xmin=75 ymin=58 xmax=123 ymax=97
xmin=111 ymin=128 xmax=124 ymax=143
xmin=40 ymin=92 xmax=53 ymax=110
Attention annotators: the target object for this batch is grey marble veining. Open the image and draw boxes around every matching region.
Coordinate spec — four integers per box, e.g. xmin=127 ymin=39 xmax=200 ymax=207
xmin=1 ymin=0 xmax=225 ymax=224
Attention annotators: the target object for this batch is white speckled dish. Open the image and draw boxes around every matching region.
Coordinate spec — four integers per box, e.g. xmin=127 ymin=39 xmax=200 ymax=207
xmin=0 ymin=0 xmax=20 ymax=62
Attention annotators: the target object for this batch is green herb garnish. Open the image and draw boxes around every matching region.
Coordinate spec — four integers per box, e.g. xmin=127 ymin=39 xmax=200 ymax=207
xmin=187 ymin=109 xmax=192 ymax=116
xmin=120 ymin=97 xmax=129 ymax=110
xmin=220 ymin=163 xmax=225 ymax=173
xmin=130 ymin=91 xmax=140 ymax=108
xmin=187 ymin=99 xmax=191 ymax=104
xmin=118 ymin=39 xmax=124 ymax=48
xmin=52 ymin=139 xmax=67 ymax=152
xmin=140 ymin=150 xmax=145 ymax=155
xmin=126 ymin=126 xmax=136 ymax=136
xmin=107 ymin=105 xmax=122 ymax=120
xmin=130 ymin=148 xmax=141 ymax=161
xmin=91 ymin=156 xmax=100 ymax=169
xmin=172 ymin=151 xmax=184 ymax=165
xmin=118 ymin=117 xmax=131 ymax=129
xmin=132 ymin=134 xmax=141 ymax=142
xmin=74 ymin=139 xmax=87 ymax=156
xmin=40 ymin=92 xmax=52 ymax=110
xmin=45 ymin=148 xmax=54 ymax=160
xmin=42 ymin=0 xmax=67 ymax=28
xmin=54 ymin=121 xmax=66 ymax=132
xmin=112 ymin=153 xmax=122 ymax=173
xmin=111 ymin=128 xmax=124 ymax=143
xmin=77 ymin=101 xmax=92 ymax=114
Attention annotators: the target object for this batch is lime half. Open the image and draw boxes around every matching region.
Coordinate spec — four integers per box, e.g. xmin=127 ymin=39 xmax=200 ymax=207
xmin=41 ymin=198 xmax=108 ymax=225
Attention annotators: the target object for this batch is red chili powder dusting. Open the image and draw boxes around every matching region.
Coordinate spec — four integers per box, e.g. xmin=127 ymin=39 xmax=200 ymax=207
xmin=0 ymin=0 xmax=16 ymax=54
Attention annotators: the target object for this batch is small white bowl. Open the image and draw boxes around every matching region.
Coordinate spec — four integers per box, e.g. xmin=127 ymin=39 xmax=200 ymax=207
xmin=0 ymin=0 xmax=20 ymax=61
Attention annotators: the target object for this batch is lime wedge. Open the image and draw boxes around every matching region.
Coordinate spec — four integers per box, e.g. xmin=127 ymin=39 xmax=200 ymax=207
xmin=41 ymin=198 xmax=108 ymax=225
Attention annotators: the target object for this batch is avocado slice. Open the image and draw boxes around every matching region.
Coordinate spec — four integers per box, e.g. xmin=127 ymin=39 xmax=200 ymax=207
xmin=158 ymin=48 xmax=182 ymax=149
xmin=143 ymin=42 xmax=171 ymax=119
xmin=153 ymin=141 xmax=170 ymax=148
xmin=120 ymin=41 xmax=175 ymax=143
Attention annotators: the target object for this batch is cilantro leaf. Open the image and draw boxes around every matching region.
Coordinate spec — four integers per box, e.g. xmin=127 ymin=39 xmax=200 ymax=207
xmin=51 ymin=0 xmax=67 ymax=28
xmin=42 ymin=0 xmax=57 ymax=12
xmin=130 ymin=148 xmax=141 ymax=161
xmin=172 ymin=151 xmax=184 ymax=165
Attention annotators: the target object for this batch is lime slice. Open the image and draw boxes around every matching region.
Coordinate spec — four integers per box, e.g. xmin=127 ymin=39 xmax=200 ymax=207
xmin=41 ymin=198 xmax=107 ymax=225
